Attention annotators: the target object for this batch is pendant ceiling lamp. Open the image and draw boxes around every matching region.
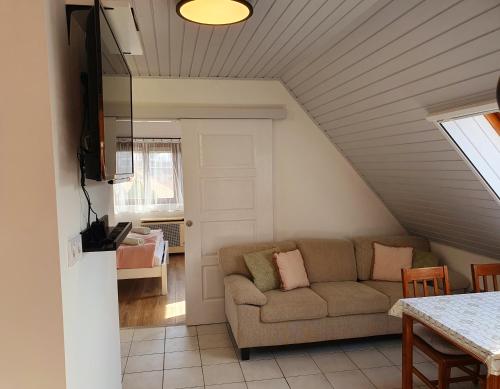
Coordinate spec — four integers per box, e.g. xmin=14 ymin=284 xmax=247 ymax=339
xmin=176 ymin=0 xmax=253 ymax=26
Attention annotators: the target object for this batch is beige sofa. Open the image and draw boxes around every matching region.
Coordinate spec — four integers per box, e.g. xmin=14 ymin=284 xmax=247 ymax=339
xmin=218 ymin=235 xmax=469 ymax=360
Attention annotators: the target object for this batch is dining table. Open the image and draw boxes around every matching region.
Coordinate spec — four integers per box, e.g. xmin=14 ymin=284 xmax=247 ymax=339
xmin=389 ymin=291 xmax=500 ymax=388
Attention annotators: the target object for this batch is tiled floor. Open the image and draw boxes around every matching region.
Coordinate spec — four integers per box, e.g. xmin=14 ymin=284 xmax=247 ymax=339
xmin=120 ymin=323 xmax=481 ymax=389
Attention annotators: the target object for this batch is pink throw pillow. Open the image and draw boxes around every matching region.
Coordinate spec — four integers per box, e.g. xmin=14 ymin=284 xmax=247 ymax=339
xmin=371 ymin=242 xmax=413 ymax=282
xmin=273 ymin=249 xmax=310 ymax=291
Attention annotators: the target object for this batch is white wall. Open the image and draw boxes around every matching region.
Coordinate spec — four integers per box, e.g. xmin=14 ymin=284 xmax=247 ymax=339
xmin=431 ymin=241 xmax=500 ymax=286
xmin=0 ymin=2 xmax=67 ymax=388
xmin=44 ymin=2 xmax=121 ymax=389
xmin=0 ymin=1 xmax=120 ymax=388
xmin=105 ymin=77 xmax=404 ymax=240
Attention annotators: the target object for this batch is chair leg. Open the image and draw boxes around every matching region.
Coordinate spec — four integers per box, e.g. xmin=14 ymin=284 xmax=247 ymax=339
xmin=438 ymin=364 xmax=450 ymax=389
xmin=473 ymin=363 xmax=480 ymax=385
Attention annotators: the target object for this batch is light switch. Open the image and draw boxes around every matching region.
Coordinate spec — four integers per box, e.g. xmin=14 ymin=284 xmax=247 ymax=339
xmin=68 ymin=234 xmax=83 ymax=267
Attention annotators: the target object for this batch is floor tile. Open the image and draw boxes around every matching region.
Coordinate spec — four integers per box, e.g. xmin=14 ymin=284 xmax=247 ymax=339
xmin=273 ymin=346 xmax=308 ymax=359
xmin=369 ymin=337 xmax=402 ymax=349
xmin=123 ymin=371 xmax=163 ymax=389
xmin=306 ymin=342 xmax=343 ymax=356
xmin=346 ymin=348 xmax=393 ymax=369
xmin=325 ymin=370 xmax=376 ymax=389
xmin=286 ymin=374 xmax=333 ymax=389
xmin=311 ymin=352 xmax=358 ymax=373
xmin=133 ymin=327 xmax=166 ymax=341
xmin=121 ymin=357 xmax=127 ymax=374
xmin=121 ymin=329 xmax=134 ymax=343
xmin=396 ymin=364 xmax=428 ymax=387
xmin=165 ymin=336 xmax=199 ymax=352
xmin=363 ymin=365 xmax=403 ymax=389
xmin=125 ymin=354 xmax=164 ymax=373
xmin=201 ymin=347 xmax=238 ymax=365
xmin=121 ymin=342 xmax=132 ymax=356
xmin=276 ymin=355 xmax=320 ymax=377
xmin=163 ymin=366 xmax=204 ymax=389
xmin=164 ymin=350 xmax=201 ymax=369
xmin=206 ymin=383 xmax=248 ymax=389
xmin=412 ymin=361 xmax=437 ymax=381
xmin=165 ymin=325 xmax=197 ymax=339
xmin=246 ymin=378 xmax=289 ymax=389
xmin=377 ymin=345 xmax=427 ymax=365
xmin=197 ymin=323 xmax=229 ymax=335
xmin=203 ymin=362 xmax=244 ymax=386
xmin=240 ymin=359 xmax=284 ymax=381
xmin=198 ymin=333 xmax=233 ymax=349
xmin=130 ymin=340 xmax=164 ymax=356
xmin=340 ymin=339 xmax=377 ymax=352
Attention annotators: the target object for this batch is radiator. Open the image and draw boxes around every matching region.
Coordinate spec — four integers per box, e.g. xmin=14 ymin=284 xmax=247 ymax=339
xmin=140 ymin=217 xmax=185 ymax=254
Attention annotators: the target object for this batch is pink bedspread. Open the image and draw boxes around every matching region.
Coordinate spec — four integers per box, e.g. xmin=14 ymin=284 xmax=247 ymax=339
xmin=116 ymin=230 xmax=163 ymax=269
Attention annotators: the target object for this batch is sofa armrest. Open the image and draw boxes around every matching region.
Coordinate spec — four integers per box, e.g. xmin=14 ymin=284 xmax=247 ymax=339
xmin=224 ymin=275 xmax=267 ymax=306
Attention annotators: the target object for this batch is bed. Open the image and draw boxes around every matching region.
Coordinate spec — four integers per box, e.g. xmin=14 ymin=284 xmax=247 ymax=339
xmin=116 ymin=229 xmax=168 ymax=295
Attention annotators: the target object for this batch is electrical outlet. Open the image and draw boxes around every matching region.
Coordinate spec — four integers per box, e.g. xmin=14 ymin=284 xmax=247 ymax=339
xmin=68 ymin=234 xmax=83 ymax=267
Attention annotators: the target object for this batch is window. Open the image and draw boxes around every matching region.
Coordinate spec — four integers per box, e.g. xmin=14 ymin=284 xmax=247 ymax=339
xmin=113 ymin=138 xmax=184 ymax=214
xmin=437 ymin=106 xmax=500 ymax=201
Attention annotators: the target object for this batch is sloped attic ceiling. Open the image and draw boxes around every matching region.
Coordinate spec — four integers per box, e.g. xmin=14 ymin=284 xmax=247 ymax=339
xmin=125 ymin=0 xmax=500 ymax=259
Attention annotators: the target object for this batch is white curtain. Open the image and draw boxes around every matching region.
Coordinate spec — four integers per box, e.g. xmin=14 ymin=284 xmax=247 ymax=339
xmin=114 ymin=138 xmax=184 ymax=214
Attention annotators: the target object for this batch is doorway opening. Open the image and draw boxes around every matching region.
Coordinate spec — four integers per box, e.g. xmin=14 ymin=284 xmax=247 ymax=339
xmin=118 ymin=253 xmax=185 ymax=327
xmin=113 ymin=119 xmax=187 ymax=328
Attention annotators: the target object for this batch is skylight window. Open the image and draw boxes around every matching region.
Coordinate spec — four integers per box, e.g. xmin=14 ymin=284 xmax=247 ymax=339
xmin=437 ymin=108 xmax=500 ymax=201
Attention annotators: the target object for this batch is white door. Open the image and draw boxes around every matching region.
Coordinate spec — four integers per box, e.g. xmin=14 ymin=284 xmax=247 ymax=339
xmin=181 ymin=119 xmax=273 ymax=325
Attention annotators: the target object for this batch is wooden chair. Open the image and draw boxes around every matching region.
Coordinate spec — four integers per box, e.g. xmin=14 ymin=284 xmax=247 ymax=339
xmin=471 ymin=263 xmax=500 ymax=292
xmin=401 ymin=266 xmax=481 ymax=389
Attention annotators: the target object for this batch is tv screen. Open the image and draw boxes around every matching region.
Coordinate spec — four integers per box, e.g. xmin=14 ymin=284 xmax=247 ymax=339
xmin=83 ymin=1 xmax=133 ymax=183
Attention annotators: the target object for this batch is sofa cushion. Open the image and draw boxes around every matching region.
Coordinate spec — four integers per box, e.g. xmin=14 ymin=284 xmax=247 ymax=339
xmin=353 ymin=235 xmax=430 ymax=281
xmin=372 ymin=242 xmax=413 ymax=282
xmin=310 ymin=281 xmax=390 ymax=317
xmin=296 ymin=239 xmax=357 ymax=283
xmin=260 ymin=288 xmax=327 ymax=323
xmin=274 ymin=249 xmax=310 ymax=291
xmin=413 ymin=250 xmax=440 ymax=269
xmin=243 ymin=248 xmax=280 ymax=292
xmin=361 ymin=280 xmax=404 ymax=307
xmin=219 ymin=241 xmax=297 ymax=278
xmin=362 ymin=269 xmax=471 ymax=307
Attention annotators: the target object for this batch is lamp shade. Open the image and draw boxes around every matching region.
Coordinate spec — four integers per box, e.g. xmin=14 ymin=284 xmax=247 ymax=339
xmin=176 ymin=0 xmax=253 ymax=26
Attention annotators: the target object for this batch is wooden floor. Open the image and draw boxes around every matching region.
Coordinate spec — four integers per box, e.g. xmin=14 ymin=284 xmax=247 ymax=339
xmin=118 ymin=254 xmax=185 ymax=328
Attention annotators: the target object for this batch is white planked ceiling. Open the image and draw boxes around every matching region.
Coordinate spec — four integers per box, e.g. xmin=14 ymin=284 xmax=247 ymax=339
xmin=127 ymin=0 xmax=500 ymax=259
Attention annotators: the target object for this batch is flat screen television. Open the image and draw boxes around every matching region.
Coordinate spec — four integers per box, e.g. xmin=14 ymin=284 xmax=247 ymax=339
xmin=81 ymin=0 xmax=133 ymax=183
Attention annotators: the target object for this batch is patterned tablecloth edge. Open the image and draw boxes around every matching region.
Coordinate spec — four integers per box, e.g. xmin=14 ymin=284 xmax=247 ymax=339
xmin=389 ymin=300 xmax=500 ymax=376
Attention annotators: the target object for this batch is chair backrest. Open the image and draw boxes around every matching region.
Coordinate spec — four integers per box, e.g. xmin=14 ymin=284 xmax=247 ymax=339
xmin=471 ymin=263 xmax=500 ymax=292
xmin=401 ymin=266 xmax=451 ymax=298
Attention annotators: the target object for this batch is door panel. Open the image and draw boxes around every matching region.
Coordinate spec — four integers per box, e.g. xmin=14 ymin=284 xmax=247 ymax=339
xmin=182 ymin=119 xmax=273 ymax=324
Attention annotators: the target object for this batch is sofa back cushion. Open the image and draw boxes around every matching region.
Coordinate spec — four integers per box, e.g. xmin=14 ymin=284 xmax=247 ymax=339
xmin=218 ymin=240 xmax=297 ymax=278
xmin=296 ymin=239 xmax=357 ymax=283
xmin=353 ymin=235 xmax=430 ymax=281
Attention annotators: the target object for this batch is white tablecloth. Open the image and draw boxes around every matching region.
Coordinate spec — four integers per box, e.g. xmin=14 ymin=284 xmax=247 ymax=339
xmin=389 ymin=291 xmax=500 ymax=376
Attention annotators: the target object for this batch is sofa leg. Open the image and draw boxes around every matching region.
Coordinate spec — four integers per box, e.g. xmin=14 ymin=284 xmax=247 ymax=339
xmin=240 ymin=348 xmax=250 ymax=361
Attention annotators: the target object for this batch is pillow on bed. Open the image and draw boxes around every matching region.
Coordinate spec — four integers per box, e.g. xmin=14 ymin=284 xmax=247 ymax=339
xmin=131 ymin=226 xmax=151 ymax=235
xmin=123 ymin=237 xmax=144 ymax=246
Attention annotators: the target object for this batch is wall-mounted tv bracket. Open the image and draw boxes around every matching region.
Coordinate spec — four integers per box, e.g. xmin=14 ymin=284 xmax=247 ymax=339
xmin=66 ymin=4 xmax=92 ymax=44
